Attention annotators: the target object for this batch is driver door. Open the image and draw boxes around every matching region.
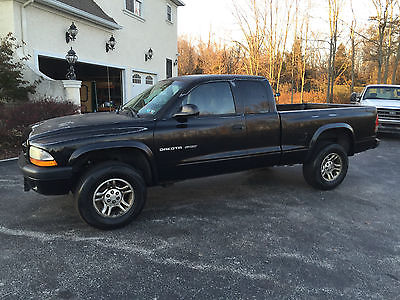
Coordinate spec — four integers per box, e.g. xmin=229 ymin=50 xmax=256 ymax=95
xmin=154 ymin=81 xmax=248 ymax=181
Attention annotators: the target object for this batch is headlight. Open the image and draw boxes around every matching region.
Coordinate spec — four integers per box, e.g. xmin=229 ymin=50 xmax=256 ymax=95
xmin=29 ymin=146 xmax=57 ymax=167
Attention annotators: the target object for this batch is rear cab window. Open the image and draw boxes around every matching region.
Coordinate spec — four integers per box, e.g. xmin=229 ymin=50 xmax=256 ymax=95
xmin=234 ymin=80 xmax=274 ymax=114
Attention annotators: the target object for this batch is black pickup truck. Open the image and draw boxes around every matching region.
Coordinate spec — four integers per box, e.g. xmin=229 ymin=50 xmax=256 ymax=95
xmin=19 ymin=75 xmax=379 ymax=229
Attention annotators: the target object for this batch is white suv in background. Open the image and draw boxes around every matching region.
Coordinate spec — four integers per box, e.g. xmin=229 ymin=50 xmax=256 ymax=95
xmin=352 ymin=84 xmax=400 ymax=133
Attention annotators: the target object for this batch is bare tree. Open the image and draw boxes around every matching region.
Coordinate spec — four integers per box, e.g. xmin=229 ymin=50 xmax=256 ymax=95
xmin=391 ymin=1 xmax=400 ymax=83
xmin=273 ymin=0 xmax=295 ymax=95
xmin=383 ymin=0 xmax=395 ymax=83
xmin=233 ymin=0 xmax=266 ymax=76
xmin=178 ymin=36 xmax=199 ymax=75
xmin=300 ymin=2 xmax=311 ymax=103
xmin=350 ymin=0 xmax=356 ymax=93
xmin=370 ymin=0 xmax=394 ymax=83
xmin=391 ymin=28 xmax=400 ymax=83
xmin=327 ymin=0 xmax=341 ymax=103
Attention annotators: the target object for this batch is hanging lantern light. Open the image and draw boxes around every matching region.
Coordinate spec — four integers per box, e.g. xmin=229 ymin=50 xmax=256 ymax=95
xmin=66 ymin=22 xmax=78 ymax=43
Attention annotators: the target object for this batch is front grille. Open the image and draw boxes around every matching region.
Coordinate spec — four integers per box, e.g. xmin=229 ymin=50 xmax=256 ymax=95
xmin=377 ymin=108 xmax=400 ymax=120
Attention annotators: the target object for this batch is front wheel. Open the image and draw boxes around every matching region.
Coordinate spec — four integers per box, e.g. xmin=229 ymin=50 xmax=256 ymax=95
xmin=74 ymin=162 xmax=146 ymax=229
xmin=303 ymin=144 xmax=348 ymax=190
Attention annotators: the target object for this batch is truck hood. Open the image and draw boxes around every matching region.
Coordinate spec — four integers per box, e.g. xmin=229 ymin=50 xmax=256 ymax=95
xmin=361 ymin=99 xmax=400 ymax=109
xmin=28 ymin=112 xmax=151 ymax=145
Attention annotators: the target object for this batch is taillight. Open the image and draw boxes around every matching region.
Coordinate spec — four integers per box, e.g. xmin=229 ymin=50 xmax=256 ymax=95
xmin=375 ymin=115 xmax=379 ymax=133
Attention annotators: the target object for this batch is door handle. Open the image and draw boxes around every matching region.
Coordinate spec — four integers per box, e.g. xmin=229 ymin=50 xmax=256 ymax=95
xmin=232 ymin=124 xmax=244 ymax=131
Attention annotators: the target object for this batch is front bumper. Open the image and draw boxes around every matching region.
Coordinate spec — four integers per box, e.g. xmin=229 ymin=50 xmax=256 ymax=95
xmin=378 ymin=120 xmax=400 ymax=134
xmin=18 ymin=154 xmax=73 ymax=195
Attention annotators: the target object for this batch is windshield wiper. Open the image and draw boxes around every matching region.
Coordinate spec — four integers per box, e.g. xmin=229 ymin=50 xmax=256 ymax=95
xmin=124 ymin=106 xmax=138 ymax=118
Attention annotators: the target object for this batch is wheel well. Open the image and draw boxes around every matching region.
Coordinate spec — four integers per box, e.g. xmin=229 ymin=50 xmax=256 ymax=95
xmin=71 ymin=148 xmax=154 ymax=187
xmin=311 ymin=128 xmax=354 ymax=157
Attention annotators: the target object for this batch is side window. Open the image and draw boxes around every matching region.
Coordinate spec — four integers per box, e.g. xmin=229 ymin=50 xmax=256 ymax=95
xmin=166 ymin=58 xmax=173 ymax=78
xmin=182 ymin=82 xmax=236 ymax=116
xmin=126 ymin=0 xmax=142 ymax=17
xmin=235 ymin=80 xmax=273 ymax=114
xmin=167 ymin=4 xmax=172 ymax=22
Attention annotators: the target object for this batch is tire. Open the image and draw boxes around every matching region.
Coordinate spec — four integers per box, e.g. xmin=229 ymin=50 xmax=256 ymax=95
xmin=74 ymin=161 xmax=146 ymax=230
xmin=303 ymin=144 xmax=348 ymax=190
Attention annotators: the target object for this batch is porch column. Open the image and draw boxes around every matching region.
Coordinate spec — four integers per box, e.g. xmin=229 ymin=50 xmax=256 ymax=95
xmin=62 ymin=80 xmax=82 ymax=111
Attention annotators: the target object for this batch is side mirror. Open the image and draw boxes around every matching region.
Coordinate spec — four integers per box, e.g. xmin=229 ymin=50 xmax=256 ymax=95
xmin=173 ymin=104 xmax=199 ymax=120
xmin=350 ymin=92 xmax=361 ymax=104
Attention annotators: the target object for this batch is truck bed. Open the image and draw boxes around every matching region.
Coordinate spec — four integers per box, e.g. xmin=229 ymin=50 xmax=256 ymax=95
xmin=276 ymin=103 xmax=354 ymax=111
xmin=276 ymin=103 xmax=378 ymax=165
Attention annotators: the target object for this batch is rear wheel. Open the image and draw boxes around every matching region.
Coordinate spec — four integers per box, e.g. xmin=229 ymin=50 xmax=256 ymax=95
xmin=303 ymin=143 xmax=348 ymax=190
xmin=74 ymin=161 xmax=146 ymax=229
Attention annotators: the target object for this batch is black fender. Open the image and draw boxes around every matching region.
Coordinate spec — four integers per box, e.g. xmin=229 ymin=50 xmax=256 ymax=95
xmin=307 ymin=123 xmax=355 ymax=159
xmin=68 ymin=141 xmax=158 ymax=184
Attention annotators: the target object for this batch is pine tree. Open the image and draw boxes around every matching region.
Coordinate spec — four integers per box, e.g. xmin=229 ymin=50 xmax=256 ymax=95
xmin=0 ymin=33 xmax=37 ymax=103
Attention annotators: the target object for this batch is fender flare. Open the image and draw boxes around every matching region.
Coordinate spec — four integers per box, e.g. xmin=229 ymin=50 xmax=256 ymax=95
xmin=68 ymin=141 xmax=158 ymax=182
xmin=308 ymin=123 xmax=355 ymax=157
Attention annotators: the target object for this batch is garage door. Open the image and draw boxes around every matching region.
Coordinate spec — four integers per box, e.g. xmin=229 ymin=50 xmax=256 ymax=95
xmin=132 ymin=72 xmax=156 ymax=97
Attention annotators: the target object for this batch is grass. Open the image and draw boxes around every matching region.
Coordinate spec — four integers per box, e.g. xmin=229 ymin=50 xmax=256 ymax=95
xmin=277 ymin=85 xmax=364 ymax=105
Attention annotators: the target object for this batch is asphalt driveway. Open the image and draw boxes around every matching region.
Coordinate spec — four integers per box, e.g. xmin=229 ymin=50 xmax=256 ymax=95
xmin=0 ymin=137 xmax=399 ymax=299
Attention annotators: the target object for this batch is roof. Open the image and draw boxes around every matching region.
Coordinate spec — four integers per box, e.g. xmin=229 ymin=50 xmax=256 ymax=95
xmin=58 ymin=0 xmax=117 ymax=23
xmin=173 ymin=74 xmax=267 ymax=83
xmin=365 ymin=84 xmax=400 ymax=88
xmin=35 ymin=0 xmax=121 ymax=29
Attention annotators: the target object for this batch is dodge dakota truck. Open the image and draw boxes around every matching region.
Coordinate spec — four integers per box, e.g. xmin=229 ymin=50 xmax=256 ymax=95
xmin=19 ymin=75 xmax=379 ymax=229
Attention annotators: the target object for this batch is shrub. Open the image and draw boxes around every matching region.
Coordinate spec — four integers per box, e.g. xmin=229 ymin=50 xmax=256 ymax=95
xmin=0 ymin=98 xmax=79 ymax=158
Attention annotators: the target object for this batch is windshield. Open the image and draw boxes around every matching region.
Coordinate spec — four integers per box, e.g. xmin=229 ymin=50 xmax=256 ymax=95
xmin=122 ymin=80 xmax=184 ymax=117
xmin=363 ymin=87 xmax=400 ymax=100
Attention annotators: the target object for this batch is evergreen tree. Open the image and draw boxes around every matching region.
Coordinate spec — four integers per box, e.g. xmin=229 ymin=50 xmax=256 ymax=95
xmin=0 ymin=33 xmax=37 ymax=103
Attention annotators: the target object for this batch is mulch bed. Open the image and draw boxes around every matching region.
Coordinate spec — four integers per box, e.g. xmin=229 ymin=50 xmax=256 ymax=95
xmin=0 ymin=141 xmax=21 ymax=160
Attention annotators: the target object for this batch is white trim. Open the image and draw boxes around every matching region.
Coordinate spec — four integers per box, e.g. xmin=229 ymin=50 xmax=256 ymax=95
xmin=121 ymin=69 xmax=127 ymax=102
xmin=132 ymin=68 xmax=157 ymax=75
xmin=34 ymin=0 xmax=122 ymax=29
xmin=0 ymin=157 xmax=18 ymax=163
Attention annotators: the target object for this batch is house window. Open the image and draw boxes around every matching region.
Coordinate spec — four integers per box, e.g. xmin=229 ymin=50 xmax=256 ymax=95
xmin=167 ymin=4 xmax=172 ymax=22
xmin=145 ymin=76 xmax=153 ymax=85
xmin=126 ymin=0 xmax=142 ymax=17
xmin=133 ymin=74 xmax=142 ymax=84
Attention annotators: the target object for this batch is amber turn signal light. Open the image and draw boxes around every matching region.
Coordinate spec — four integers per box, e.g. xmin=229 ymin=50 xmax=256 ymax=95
xmin=30 ymin=158 xmax=58 ymax=167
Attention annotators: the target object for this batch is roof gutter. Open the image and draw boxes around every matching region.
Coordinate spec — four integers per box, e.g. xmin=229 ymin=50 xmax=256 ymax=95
xmin=23 ymin=0 xmax=35 ymax=7
xmin=35 ymin=0 xmax=122 ymax=30
xmin=170 ymin=0 xmax=185 ymax=6
xmin=20 ymin=0 xmax=35 ymax=55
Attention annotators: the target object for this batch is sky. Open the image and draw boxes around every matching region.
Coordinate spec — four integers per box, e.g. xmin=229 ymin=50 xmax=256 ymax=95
xmin=177 ymin=0 xmax=377 ymax=44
